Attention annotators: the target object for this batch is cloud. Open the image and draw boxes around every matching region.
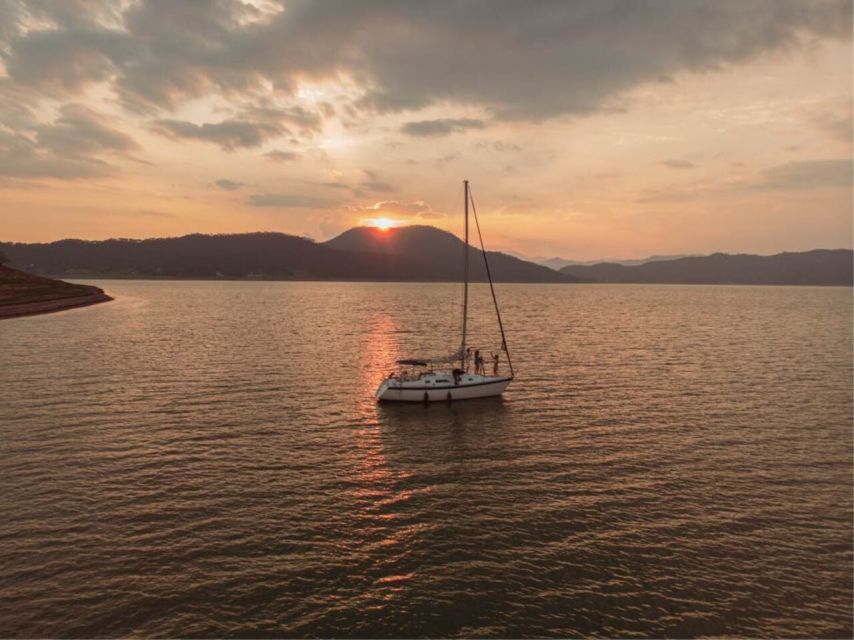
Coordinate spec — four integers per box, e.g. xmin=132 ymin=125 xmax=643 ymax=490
xmin=4 ymin=25 xmax=135 ymax=96
xmin=353 ymin=199 xmax=448 ymax=221
xmin=809 ymin=100 xmax=853 ymax=145
xmin=401 ymin=118 xmax=485 ymax=137
xmin=244 ymin=104 xmax=323 ymax=134
xmin=316 ymin=171 xmax=396 ymax=196
xmin=0 ymin=1 xmax=132 ymax=95
xmin=1 ymin=0 xmax=849 ymax=123
xmin=115 ymin=0 xmax=271 ymax=112
xmin=661 ymin=160 xmax=696 ymax=169
xmin=360 ymin=169 xmax=395 ymax=192
xmin=215 ymin=178 xmax=245 ymax=191
xmin=247 ymin=193 xmax=337 ymax=208
xmin=0 ymin=130 xmax=112 ymax=179
xmin=151 ymin=118 xmax=285 ymax=150
xmin=476 ymin=141 xmax=522 ymax=152
xmin=357 ymin=200 xmax=431 ymax=215
xmin=264 ymin=150 xmax=299 ymax=162
xmin=0 ymin=102 xmax=136 ymax=180
xmin=753 ymin=159 xmax=853 ymax=190
xmin=636 ymin=158 xmax=853 ymax=201
xmin=331 ymin=0 xmax=851 ymax=120
xmin=361 ymin=179 xmax=395 ymax=192
xmin=36 ymin=103 xmax=138 ymax=156
xmin=0 ymin=1 xmax=127 ymax=37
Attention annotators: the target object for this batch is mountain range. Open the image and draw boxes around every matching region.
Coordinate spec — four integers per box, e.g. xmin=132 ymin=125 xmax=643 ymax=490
xmin=0 ymin=226 xmax=568 ymax=283
xmin=1 ymin=226 xmax=850 ymax=285
xmin=559 ymin=249 xmax=853 ymax=285
xmin=537 ymin=254 xmax=699 ymax=270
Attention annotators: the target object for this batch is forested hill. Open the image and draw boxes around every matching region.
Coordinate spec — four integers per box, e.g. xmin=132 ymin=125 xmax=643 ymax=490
xmin=0 ymin=228 xmax=571 ymax=283
xmin=560 ymin=249 xmax=853 ymax=285
xmin=4 ymin=230 xmax=847 ymax=285
xmin=324 ymin=225 xmax=571 ymax=283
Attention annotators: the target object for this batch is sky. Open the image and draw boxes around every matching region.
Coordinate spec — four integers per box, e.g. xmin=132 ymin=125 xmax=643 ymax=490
xmin=0 ymin=0 xmax=851 ymax=261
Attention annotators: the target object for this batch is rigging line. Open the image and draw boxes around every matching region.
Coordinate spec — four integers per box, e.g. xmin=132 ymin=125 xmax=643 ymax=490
xmin=468 ymin=185 xmax=515 ymax=378
xmin=441 ymin=182 xmax=464 ymax=358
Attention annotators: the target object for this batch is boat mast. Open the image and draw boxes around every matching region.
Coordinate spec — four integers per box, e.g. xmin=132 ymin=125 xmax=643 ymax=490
xmin=469 ymin=185 xmax=514 ymax=379
xmin=460 ymin=179 xmax=469 ymax=369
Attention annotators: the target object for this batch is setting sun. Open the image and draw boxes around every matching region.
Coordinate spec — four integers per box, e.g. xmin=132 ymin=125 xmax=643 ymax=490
xmin=365 ymin=217 xmax=402 ymax=231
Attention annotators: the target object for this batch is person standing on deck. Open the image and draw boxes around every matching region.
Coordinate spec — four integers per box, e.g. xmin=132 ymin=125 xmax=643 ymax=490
xmin=492 ymin=353 xmax=499 ymax=376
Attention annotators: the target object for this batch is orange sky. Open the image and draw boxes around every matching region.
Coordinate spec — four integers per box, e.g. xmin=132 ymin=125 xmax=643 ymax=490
xmin=0 ymin=1 xmax=851 ymax=260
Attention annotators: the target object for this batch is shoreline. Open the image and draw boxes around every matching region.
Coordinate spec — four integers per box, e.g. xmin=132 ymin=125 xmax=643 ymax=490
xmin=0 ymin=265 xmax=114 ymax=320
xmin=0 ymin=289 xmax=113 ymax=320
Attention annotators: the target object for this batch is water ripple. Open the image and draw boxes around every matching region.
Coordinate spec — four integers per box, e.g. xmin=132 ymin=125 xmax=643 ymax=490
xmin=0 ymin=281 xmax=850 ymax=637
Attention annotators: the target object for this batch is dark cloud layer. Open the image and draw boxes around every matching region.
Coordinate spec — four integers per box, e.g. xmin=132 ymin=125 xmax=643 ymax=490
xmin=0 ymin=0 xmax=849 ymax=187
xmin=401 ymin=118 xmax=485 ymax=137
xmin=0 ymin=129 xmax=111 ymax=179
xmin=152 ymin=118 xmax=285 ymax=151
xmin=0 ymin=102 xmax=137 ymax=179
xmin=37 ymin=103 xmax=138 ymax=156
xmin=1 ymin=0 xmax=849 ymax=122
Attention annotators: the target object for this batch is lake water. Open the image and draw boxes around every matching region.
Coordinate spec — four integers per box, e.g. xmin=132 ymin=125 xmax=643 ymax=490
xmin=1 ymin=281 xmax=851 ymax=638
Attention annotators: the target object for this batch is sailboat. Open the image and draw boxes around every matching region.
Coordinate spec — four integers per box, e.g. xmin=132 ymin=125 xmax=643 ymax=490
xmin=375 ymin=180 xmax=514 ymax=402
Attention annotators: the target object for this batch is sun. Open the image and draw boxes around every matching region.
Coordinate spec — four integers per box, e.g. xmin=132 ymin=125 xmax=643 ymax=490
xmin=365 ymin=217 xmax=401 ymax=231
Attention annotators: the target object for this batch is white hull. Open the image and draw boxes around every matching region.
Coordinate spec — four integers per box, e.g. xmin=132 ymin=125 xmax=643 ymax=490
xmin=376 ymin=374 xmax=511 ymax=402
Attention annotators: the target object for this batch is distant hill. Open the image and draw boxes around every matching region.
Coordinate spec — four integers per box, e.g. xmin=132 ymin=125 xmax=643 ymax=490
xmin=325 ymin=226 xmax=570 ymax=282
xmin=0 ymin=228 xmax=570 ymax=283
xmin=560 ymin=250 xmax=853 ymax=285
xmin=540 ymin=254 xmax=699 ymax=270
xmin=1 ymin=233 xmax=418 ymax=280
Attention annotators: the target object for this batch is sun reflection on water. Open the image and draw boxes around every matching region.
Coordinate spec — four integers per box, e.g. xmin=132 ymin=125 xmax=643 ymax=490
xmin=344 ymin=310 xmax=423 ymax=590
